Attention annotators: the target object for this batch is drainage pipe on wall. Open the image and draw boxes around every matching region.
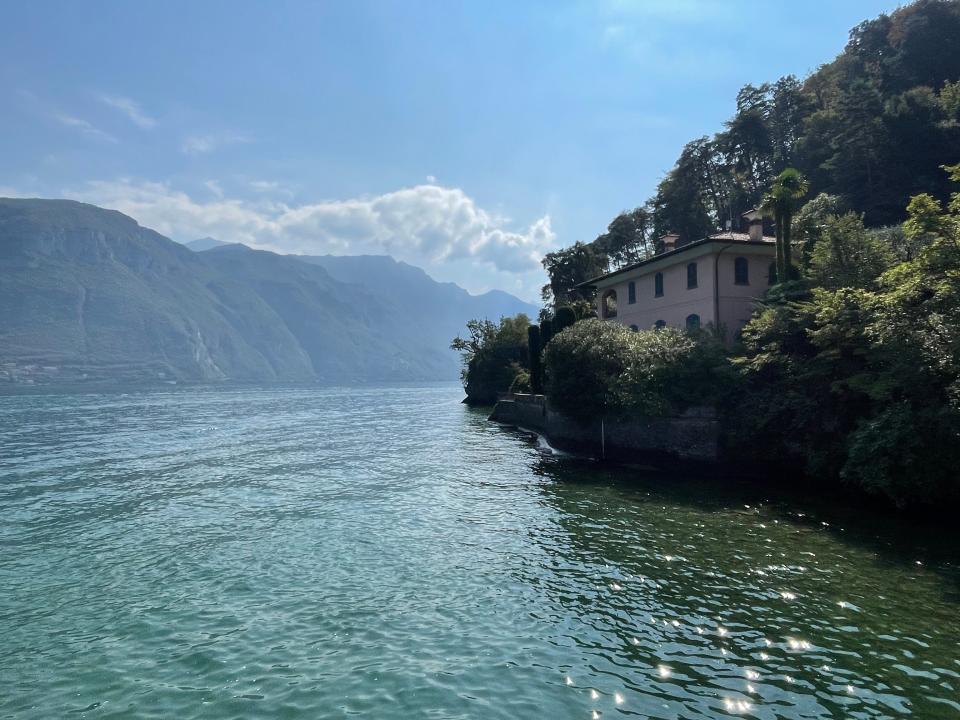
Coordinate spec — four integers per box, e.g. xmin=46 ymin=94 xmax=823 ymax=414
xmin=713 ymin=244 xmax=733 ymax=331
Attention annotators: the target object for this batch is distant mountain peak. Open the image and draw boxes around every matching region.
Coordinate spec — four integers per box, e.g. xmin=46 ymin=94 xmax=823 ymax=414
xmin=186 ymin=237 xmax=232 ymax=252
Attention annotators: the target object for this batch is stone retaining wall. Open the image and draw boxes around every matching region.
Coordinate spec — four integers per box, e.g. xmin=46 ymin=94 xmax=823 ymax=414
xmin=489 ymin=394 xmax=719 ymax=463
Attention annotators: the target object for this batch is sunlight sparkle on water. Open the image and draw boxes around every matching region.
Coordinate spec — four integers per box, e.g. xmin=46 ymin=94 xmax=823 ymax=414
xmin=614 ymin=692 xmax=624 ymax=705
xmin=590 ymin=689 xmax=599 ymax=700
xmin=565 ymin=676 xmax=574 ymax=686
xmin=658 ymin=665 xmax=672 ymax=679
xmin=723 ymin=698 xmax=753 ymax=714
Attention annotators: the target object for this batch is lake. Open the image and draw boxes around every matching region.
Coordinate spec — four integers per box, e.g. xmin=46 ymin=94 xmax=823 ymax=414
xmin=1 ymin=383 xmax=957 ymax=719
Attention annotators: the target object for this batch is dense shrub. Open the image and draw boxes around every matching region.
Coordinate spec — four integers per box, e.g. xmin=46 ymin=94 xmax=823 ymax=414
xmin=732 ymin=171 xmax=960 ymax=507
xmin=509 ymin=367 xmax=531 ymax=394
xmin=543 ymin=319 xmax=732 ymax=423
xmin=808 ymin=212 xmax=896 ymax=289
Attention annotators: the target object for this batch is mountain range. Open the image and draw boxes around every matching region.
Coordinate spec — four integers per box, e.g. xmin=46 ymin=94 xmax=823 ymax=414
xmin=0 ymin=198 xmax=537 ymax=385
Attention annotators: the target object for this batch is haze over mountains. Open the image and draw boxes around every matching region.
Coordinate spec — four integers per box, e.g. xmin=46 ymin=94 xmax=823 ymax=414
xmin=0 ymin=198 xmax=537 ymax=385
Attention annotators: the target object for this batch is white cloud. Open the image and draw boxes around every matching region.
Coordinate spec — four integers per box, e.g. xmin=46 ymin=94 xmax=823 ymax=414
xmin=54 ymin=113 xmax=118 ymax=143
xmin=426 ymin=175 xmax=437 ymax=183
xmin=181 ymin=132 xmax=251 ymax=155
xmin=64 ymin=179 xmax=556 ymax=276
xmin=98 ymin=94 xmax=157 ymax=129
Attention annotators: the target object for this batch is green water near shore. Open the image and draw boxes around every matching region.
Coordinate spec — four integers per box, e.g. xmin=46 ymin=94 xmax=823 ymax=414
xmin=1 ymin=384 xmax=957 ymax=718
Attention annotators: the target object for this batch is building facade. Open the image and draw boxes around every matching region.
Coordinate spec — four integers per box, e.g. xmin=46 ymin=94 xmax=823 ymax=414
xmin=584 ymin=230 xmax=776 ymax=343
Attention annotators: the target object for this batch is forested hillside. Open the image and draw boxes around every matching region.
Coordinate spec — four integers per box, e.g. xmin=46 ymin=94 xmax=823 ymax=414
xmin=653 ymin=0 xmax=960 ymax=239
xmin=541 ymin=0 xmax=960 ymax=308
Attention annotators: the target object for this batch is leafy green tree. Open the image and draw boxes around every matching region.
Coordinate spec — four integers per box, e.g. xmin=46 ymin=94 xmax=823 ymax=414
xmin=540 ymin=242 xmax=607 ymax=309
xmin=808 ymin=212 xmax=896 ymax=289
xmin=594 ymin=207 xmax=654 ymax=268
xmin=451 ymin=314 xmax=531 ymax=405
xmin=652 ymin=138 xmax=718 ymax=244
xmin=793 ymin=193 xmax=845 ymax=264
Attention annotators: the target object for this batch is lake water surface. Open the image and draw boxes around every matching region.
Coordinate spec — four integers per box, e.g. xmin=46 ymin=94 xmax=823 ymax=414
xmin=1 ymin=384 xmax=958 ymax=719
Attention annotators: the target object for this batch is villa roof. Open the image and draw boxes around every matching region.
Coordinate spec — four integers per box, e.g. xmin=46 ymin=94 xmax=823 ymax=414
xmin=578 ymin=233 xmax=775 ymax=288
xmin=706 ymin=231 xmax=769 ymax=242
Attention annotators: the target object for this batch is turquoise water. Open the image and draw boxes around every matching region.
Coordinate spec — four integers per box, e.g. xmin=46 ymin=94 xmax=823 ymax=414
xmin=1 ymin=384 xmax=958 ymax=719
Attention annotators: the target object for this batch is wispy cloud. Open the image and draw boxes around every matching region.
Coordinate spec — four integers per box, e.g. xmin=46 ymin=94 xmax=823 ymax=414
xmin=204 ymin=179 xmax=225 ymax=198
xmin=98 ymin=94 xmax=157 ymax=129
xmin=181 ymin=132 xmax=251 ymax=155
xmin=249 ymin=180 xmax=280 ymax=192
xmin=54 ymin=113 xmax=118 ymax=143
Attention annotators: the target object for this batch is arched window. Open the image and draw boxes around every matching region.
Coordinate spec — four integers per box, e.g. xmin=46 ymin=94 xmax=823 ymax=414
xmin=629 ymin=324 xmax=639 ymax=332
xmin=628 ymin=281 xmax=636 ymax=304
xmin=654 ymin=272 xmax=664 ymax=297
xmin=734 ymin=257 xmax=749 ymax=285
xmin=654 ymin=319 xmax=666 ymax=330
xmin=768 ymin=261 xmax=777 ymax=285
xmin=600 ymin=289 xmax=617 ymax=319
xmin=687 ymin=262 xmax=698 ymax=289
xmin=686 ymin=313 xmax=701 ymax=331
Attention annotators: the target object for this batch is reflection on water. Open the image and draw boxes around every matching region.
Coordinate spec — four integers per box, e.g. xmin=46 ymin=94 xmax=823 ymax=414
xmin=0 ymin=384 xmax=957 ymax=719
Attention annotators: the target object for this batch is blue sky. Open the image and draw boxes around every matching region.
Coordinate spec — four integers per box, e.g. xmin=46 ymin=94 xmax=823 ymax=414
xmin=1 ymin=0 xmax=901 ymax=302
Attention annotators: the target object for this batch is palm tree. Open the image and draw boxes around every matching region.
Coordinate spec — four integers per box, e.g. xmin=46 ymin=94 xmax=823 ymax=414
xmin=763 ymin=168 xmax=809 ymax=282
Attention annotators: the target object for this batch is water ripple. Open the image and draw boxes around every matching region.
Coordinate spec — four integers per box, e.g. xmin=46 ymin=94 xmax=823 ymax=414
xmin=1 ymin=383 xmax=958 ymax=719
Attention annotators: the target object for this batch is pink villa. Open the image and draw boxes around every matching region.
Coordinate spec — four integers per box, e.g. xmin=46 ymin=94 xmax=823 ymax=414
xmin=583 ymin=211 xmax=776 ymax=343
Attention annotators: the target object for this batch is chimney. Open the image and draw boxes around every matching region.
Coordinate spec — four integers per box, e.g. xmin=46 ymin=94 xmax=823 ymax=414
xmin=742 ymin=209 xmax=764 ymax=242
xmin=659 ymin=233 xmax=680 ymax=253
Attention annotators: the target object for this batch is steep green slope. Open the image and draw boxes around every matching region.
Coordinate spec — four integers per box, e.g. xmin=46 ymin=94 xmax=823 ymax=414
xmin=200 ymin=245 xmax=455 ymax=382
xmin=0 ymin=199 xmax=314 ymax=384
